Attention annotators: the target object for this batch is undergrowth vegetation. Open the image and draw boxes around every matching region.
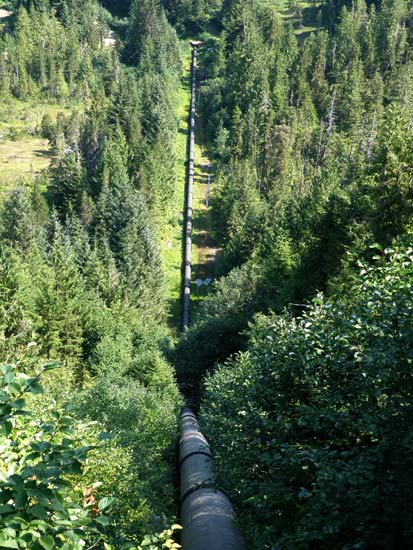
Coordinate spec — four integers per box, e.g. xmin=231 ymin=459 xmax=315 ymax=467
xmin=0 ymin=0 xmax=183 ymax=547
xmin=1 ymin=0 xmax=413 ymax=548
xmin=201 ymin=235 xmax=413 ymax=548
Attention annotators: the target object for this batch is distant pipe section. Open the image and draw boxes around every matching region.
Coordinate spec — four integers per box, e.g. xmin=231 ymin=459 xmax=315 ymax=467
xmin=182 ymin=45 xmax=197 ymax=331
xmin=179 ymin=408 xmax=246 ymax=550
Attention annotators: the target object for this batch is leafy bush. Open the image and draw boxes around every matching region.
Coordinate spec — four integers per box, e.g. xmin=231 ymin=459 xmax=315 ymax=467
xmin=200 ymin=233 xmax=413 ymax=549
xmin=0 ymin=362 xmax=107 ymax=549
xmin=74 ymin=375 xmax=182 ymax=547
xmin=0 ymin=361 xmax=182 ymax=550
xmin=174 ymin=263 xmax=265 ymax=386
xmin=104 ymin=524 xmax=182 ymax=550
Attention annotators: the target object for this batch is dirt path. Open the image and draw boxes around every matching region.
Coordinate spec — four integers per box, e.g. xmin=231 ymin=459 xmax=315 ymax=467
xmin=191 ymin=98 xmax=219 ymax=303
xmin=193 ymin=161 xmax=217 ymax=278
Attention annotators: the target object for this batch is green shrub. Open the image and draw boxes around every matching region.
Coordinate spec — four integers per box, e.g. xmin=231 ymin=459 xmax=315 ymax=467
xmin=174 ymin=264 xmax=264 ymax=385
xmin=0 ymin=362 xmax=108 ymax=549
xmin=74 ymin=375 xmax=182 ymax=546
xmin=200 ymin=233 xmax=413 ymax=549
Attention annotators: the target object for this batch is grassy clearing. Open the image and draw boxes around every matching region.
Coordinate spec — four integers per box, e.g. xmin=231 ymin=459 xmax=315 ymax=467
xmin=0 ymin=137 xmax=50 ymax=189
xmin=0 ymin=100 xmax=69 ymax=133
xmin=161 ymin=41 xmax=192 ymax=334
xmin=0 ymin=99 xmax=72 ymax=198
xmin=272 ymin=0 xmax=321 ymax=36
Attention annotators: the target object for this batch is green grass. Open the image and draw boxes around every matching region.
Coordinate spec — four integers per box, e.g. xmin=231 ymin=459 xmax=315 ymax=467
xmin=268 ymin=0 xmax=321 ymax=36
xmin=161 ymin=41 xmax=192 ymax=334
xmin=0 ymin=99 xmax=73 ymax=199
xmin=0 ymin=99 xmax=72 ymax=132
xmin=0 ymin=136 xmax=51 ymax=190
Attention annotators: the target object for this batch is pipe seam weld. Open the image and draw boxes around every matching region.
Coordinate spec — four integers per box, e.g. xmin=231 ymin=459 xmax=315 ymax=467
xmin=179 ymin=450 xmax=212 ymax=469
xmin=179 ymin=482 xmax=231 ymax=512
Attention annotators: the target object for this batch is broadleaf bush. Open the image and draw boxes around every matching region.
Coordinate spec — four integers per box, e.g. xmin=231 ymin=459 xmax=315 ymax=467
xmin=200 ymin=233 xmax=413 ymax=549
xmin=0 ymin=362 xmax=107 ymax=549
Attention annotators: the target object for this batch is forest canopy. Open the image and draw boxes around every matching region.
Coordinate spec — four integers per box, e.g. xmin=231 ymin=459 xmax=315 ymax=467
xmin=0 ymin=0 xmax=412 ymax=548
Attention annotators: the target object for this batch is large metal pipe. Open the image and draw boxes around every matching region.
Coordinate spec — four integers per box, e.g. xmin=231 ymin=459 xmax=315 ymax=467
xmin=182 ymin=46 xmax=197 ymax=331
xmin=180 ymin=44 xmax=245 ymax=550
xmin=179 ymin=408 xmax=246 ymax=550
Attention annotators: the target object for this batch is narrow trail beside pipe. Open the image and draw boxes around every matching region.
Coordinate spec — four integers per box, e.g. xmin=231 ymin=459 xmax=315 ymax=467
xmin=192 ymin=143 xmax=219 ymax=308
xmin=182 ymin=42 xmax=219 ymax=327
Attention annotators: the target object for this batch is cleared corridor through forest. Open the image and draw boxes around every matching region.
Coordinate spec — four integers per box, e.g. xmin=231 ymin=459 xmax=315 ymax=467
xmin=178 ymin=43 xmax=246 ymax=550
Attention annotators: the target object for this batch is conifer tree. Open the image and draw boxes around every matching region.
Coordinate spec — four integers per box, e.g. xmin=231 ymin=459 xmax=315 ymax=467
xmin=50 ymin=151 xmax=84 ymax=217
xmin=36 ymin=213 xmax=84 ymax=372
xmin=0 ymin=188 xmax=36 ymax=251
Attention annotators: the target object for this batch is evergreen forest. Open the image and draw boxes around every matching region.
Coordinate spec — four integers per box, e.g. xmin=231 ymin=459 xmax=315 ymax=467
xmin=0 ymin=0 xmax=413 ymax=548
